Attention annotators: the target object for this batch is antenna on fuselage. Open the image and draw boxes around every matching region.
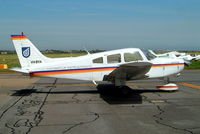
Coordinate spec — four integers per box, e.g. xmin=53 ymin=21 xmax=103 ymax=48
xmin=83 ymin=46 xmax=90 ymax=55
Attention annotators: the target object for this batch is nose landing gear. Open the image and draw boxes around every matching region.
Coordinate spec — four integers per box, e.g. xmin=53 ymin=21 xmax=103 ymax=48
xmin=156 ymin=77 xmax=178 ymax=91
xmin=156 ymin=83 xmax=178 ymax=91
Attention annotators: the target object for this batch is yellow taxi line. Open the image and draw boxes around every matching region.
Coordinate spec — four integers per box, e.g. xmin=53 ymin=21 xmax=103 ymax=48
xmin=128 ymin=83 xmax=157 ymax=86
xmin=178 ymin=83 xmax=200 ymax=90
xmin=53 ymin=83 xmax=200 ymax=90
xmin=45 ymin=83 xmax=157 ymax=87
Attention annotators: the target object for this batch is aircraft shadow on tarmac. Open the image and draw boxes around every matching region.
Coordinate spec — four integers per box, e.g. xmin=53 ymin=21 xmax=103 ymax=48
xmin=11 ymin=84 xmax=170 ymax=105
xmin=96 ymin=84 xmax=170 ymax=104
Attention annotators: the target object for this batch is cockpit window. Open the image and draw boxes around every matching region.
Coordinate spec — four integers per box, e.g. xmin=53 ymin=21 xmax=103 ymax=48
xmin=124 ymin=52 xmax=143 ymax=62
xmin=93 ymin=57 xmax=103 ymax=63
xmin=107 ymin=54 xmax=121 ymax=63
xmin=142 ymin=50 xmax=156 ymax=60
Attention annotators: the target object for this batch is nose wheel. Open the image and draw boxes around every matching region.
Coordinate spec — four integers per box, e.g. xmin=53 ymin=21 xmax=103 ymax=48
xmin=157 ymin=77 xmax=179 ymax=91
xmin=156 ymin=83 xmax=178 ymax=91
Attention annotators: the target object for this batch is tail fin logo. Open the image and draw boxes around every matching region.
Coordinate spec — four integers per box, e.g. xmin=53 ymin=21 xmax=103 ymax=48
xmin=22 ymin=47 xmax=31 ymax=58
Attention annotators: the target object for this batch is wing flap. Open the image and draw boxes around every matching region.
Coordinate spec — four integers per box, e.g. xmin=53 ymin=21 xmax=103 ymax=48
xmin=105 ymin=62 xmax=152 ymax=82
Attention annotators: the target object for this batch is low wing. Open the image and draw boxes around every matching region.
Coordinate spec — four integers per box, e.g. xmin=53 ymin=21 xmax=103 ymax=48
xmin=104 ymin=62 xmax=152 ymax=82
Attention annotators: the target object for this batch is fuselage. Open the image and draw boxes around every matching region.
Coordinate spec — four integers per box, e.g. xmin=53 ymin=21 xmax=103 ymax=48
xmin=29 ymin=48 xmax=185 ymax=81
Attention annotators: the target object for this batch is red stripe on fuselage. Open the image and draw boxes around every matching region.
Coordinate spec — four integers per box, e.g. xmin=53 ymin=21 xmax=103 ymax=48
xmin=152 ymin=63 xmax=184 ymax=67
xmin=30 ymin=67 xmax=116 ymax=76
xmin=30 ymin=63 xmax=184 ymax=77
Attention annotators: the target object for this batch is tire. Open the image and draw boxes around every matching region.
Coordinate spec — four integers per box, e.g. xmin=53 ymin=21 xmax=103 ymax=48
xmin=118 ymin=86 xmax=131 ymax=96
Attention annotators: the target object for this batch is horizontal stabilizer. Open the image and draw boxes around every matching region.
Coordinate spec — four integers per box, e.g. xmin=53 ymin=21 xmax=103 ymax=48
xmin=11 ymin=67 xmax=29 ymax=73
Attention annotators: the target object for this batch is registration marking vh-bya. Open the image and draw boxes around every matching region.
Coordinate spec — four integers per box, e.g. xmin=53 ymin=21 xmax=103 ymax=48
xmin=11 ymin=33 xmax=187 ymax=93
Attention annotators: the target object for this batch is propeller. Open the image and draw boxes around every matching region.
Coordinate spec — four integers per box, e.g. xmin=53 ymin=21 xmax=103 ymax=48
xmin=183 ymin=59 xmax=191 ymax=66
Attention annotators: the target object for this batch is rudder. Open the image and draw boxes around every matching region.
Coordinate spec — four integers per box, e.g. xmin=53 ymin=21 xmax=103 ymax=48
xmin=11 ymin=33 xmax=49 ymax=69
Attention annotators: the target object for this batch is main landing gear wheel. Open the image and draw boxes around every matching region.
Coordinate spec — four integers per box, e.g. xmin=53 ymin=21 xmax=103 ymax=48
xmin=118 ymin=86 xmax=131 ymax=96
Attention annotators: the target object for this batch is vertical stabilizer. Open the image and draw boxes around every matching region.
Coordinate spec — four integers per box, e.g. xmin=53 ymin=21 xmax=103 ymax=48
xmin=11 ymin=33 xmax=49 ymax=68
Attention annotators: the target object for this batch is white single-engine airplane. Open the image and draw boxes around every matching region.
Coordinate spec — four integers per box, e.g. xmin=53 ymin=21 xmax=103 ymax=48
xmin=149 ymin=50 xmax=199 ymax=63
xmin=11 ymin=33 xmax=187 ymax=93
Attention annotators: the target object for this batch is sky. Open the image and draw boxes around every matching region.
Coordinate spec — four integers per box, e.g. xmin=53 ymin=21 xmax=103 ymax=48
xmin=0 ymin=0 xmax=200 ymax=51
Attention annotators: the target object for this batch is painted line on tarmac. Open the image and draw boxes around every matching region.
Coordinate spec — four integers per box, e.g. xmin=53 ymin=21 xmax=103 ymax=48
xmin=2 ymin=82 xmax=161 ymax=87
xmin=178 ymin=83 xmax=200 ymax=90
xmin=128 ymin=83 xmax=156 ymax=85
xmin=42 ymin=83 xmax=157 ymax=87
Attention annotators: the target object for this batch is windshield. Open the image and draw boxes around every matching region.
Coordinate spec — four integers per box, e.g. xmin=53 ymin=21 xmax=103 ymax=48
xmin=142 ymin=50 xmax=157 ymax=60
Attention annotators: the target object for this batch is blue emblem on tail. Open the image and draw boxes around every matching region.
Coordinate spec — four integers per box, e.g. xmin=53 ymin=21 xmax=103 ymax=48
xmin=22 ymin=47 xmax=30 ymax=58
